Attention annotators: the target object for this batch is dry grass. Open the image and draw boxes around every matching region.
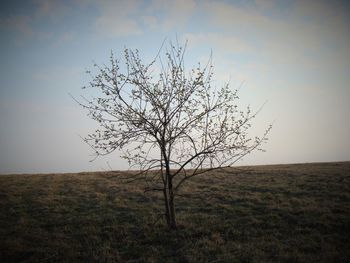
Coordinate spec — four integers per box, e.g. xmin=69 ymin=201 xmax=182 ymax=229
xmin=0 ymin=162 xmax=349 ymax=262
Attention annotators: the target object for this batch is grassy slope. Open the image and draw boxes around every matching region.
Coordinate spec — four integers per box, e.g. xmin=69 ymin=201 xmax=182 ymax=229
xmin=0 ymin=162 xmax=349 ymax=262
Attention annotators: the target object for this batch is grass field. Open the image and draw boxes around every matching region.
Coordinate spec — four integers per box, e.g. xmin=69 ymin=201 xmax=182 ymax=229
xmin=0 ymin=162 xmax=349 ymax=262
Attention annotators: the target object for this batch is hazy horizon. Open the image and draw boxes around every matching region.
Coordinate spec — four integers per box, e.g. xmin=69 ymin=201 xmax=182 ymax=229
xmin=1 ymin=0 xmax=350 ymax=174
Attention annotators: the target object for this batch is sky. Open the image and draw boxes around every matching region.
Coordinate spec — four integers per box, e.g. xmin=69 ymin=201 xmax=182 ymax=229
xmin=1 ymin=0 xmax=350 ymax=174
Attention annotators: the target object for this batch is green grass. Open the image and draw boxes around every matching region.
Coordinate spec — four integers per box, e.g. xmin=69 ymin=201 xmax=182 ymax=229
xmin=0 ymin=162 xmax=349 ymax=262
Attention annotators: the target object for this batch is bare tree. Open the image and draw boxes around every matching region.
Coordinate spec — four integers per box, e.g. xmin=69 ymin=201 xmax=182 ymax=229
xmin=75 ymin=41 xmax=271 ymax=229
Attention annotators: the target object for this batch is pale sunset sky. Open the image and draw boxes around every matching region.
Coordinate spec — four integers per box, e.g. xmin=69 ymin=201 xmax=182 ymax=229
xmin=1 ymin=0 xmax=349 ymax=173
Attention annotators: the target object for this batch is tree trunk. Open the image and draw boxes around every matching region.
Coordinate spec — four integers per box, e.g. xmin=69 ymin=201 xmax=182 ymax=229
xmin=168 ymin=177 xmax=177 ymax=229
xmin=163 ymin=188 xmax=171 ymax=227
xmin=161 ymin=138 xmax=177 ymax=229
xmin=162 ymin=181 xmax=177 ymax=229
xmin=163 ymin=172 xmax=177 ymax=230
xmin=162 ymin=190 xmax=176 ymax=229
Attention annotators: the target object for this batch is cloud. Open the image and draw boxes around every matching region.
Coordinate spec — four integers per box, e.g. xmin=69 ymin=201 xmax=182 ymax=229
xmin=53 ymin=31 xmax=75 ymax=46
xmin=1 ymin=0 xmax=197 ymax=41
xmin=0 ymin=15 xmax=33 ymax=36
xmin=0 ymin=0 xmax=74 ymax=45
xmin=254 ymin=0 xmax=274 ymax=10
xmin=93 ymin=0 xmax=143 ymax=37
xmin=201 ymin=0 xmax=350 ymax=71
xmin=184 ymin=32 xmax=253 ymax=54
xmin=141 ymin=15 xmax=158 ymax=30
xmin=148 ymin=0 xmax=196 ymax=30
xmin=32 ymin=0 xmax=71 ymax=22
xmin=92 ymin=0 xmax=196 ymax=37
xmin=293 ymin=0 xmax=350 ymax=48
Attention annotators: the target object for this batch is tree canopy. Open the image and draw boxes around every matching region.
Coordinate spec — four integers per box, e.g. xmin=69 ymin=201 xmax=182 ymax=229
xmin=75 ymin=41 xmax=271 ymax=229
